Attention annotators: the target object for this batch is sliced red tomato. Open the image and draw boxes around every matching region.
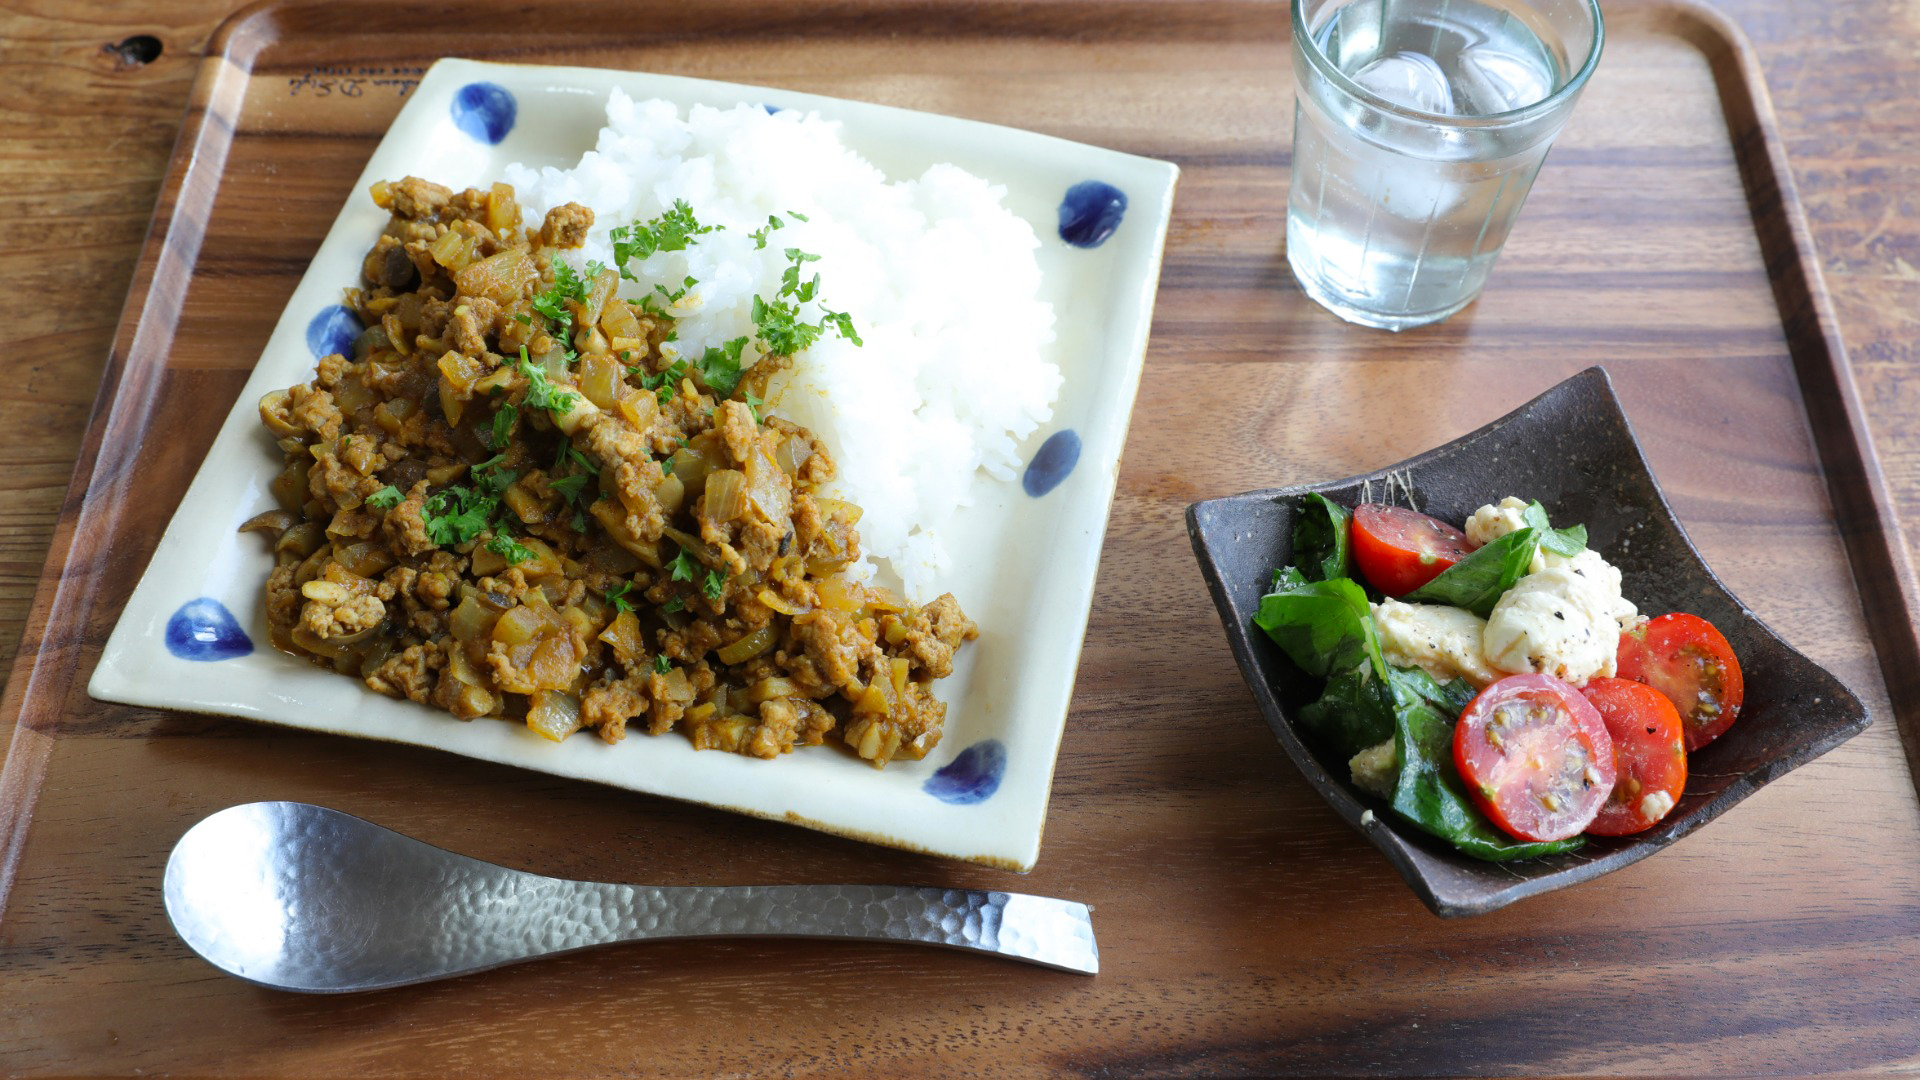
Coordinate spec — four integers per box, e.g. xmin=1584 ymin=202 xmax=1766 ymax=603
xmin=1579 ymin=677 xmax=1688 ymax=836
xmin=1615 ymin=613 xmax=1744 ymax=751
xmin=1350 ymin=504 xmax=1475 ymax=597
xmin=1453 ymin=674 xmax=1616 ymax=842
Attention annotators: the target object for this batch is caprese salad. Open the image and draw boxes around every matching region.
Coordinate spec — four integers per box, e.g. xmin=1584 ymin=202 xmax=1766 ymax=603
xmin=1256 ymin=494 xmax=1745 ymax=860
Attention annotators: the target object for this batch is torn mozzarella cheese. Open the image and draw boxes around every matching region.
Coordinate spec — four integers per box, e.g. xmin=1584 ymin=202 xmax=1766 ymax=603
xmin=1349 ymin=739 xmax=1398 ymax=799
xmin=1483 ymin=548 xmax=1638 ymax=684
xmin=1640 ymin=789 xmax=1677 ymax=823
xmin=1372 ymin=598 xmax=1501 ymax=688
xmin=1467 ymin=495 xmax=1546 ymax=573
xmin=1466 ymin=496 xmax=1531 ymax=546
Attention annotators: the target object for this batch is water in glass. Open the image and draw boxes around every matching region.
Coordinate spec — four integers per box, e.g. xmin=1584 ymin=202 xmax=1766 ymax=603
xmin=1288 ymin=0 xmax=1584 ymax=329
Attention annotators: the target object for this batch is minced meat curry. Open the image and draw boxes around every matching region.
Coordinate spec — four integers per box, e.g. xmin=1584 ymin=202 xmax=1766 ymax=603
xmin=246 ymin=176 xmax=977 ymax=766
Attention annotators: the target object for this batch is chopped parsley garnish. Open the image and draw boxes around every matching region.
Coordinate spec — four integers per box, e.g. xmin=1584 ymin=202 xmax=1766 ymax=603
xmin=605 ymin=581 xmax=634 ymax=615
xmin=534 ymin=259 xmax=593 ymax=319
xmin=703 ymin=568 xmax=726 ymax=600
xmin=485 ymin=532 xmax=536 ymax=566
xmin=751 ymin=293 xmax=821 ymax=356
xmin=554 ymin=441 xmax=599 ymax=476
xmin=549 ymin=473 xmax=591 ymax=502
xmin=530 ymin=259 xmax=601 ymax=350
xmin=667 ymin=548 xmax=697 ymax=583
xmin=514 ymin=346 xmax=578 ymax=416
xmin=662 ymin=595 xmax=686 ymax=614
xmin=746 ymin=247 xmax=863 ymax=358
xmin=530 ymin=286 xmax=568 ymax=325
xmin=421 ymin=455 xmax=522 ymax=548
xmin=513 ymin=312 xmax=533 ymax=325
xmin=546 ymin=442 xmax=597 ymax=508
xmin=696 ymin=337 xmax=749 ymax=397
xmin=743 ymin=390 xmax=764 ymax=424
xmin=660 ymin=455 xmax=676 ymax=476
xmin=423 ymin=486 xmax=495 ymax=547
xmin=648 ymin=360 xmax=686 ymax=389
xmin=749 ymin=214 xmax=787 ymax=250
xmin=488 ymin=403 xmax=518 ymax=450
xmin=653 ymin=654 xmax=673 ymax=674
xmin=642 ymin=358 xmax=690 ymax=405
xmin=780 ymin=247 xmax=822 ymax=299
xmin=470 ymin=453 xmax=517 ymax=496
xmin=365 ymin=485 xmax=403 ymax=509
xmin=786 ymin=210 xmax=809 ymax=222
xmin=611 ymin=200 xmax=719 ymax=281
xmin=822 ymin=309 xmax=863 ymax=347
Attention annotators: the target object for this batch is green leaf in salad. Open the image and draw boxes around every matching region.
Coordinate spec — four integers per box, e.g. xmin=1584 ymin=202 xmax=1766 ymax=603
xmin=1303 ymin=662 xmax=1477 ymax=781
xmin=1299 ymin=664 xmax=1396 ymax=760
xmin=1254 ymin=572 xmax=1386 ymax=681
xmin=1402 ymin=527 xmax=1539 ymax=617
xmin=1522 ymin=500 xmax=1587 ymax=558
xmin=1292 ymin=493 xmax=1352 ymax=583
xmin=1389 ymin=663 xmax=1477 ymax=716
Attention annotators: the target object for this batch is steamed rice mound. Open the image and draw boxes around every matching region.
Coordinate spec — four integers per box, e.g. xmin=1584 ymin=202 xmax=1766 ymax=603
xmin=503 ymin=90 xmax=1061 ymax=600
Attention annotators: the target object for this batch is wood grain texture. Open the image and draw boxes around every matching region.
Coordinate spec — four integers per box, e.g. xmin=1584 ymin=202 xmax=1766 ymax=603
xmin=1 ymin=0 xmax=1918 ymax=1074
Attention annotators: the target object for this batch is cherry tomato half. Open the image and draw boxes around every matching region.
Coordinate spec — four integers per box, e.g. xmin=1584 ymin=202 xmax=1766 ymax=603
xmin=1454 ymin=674 xmax=1616 ymax=842
xmin=1350 ymin=504 xmax=1475 ymax=597
xmin=1615 ymin=613 xmax=1745 ymax=751
xmin=1579 ymin=677 xmax=1688 ymax=836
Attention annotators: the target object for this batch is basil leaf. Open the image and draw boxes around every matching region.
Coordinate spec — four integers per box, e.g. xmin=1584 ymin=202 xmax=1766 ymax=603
xmin=1403 ymin=528 xmax=1539 ymax=617
xmin=1299 ymin=664 xmax=1396 ymax=759
xmin=1522 ymin=500 xmax=1587 ymax=558
xmin=1390 ymin=664 xmax=1476 ymax=717
xmin=1254 ymin=575 xmax=1387 ymax=681
xmin=1292 ymin=493 xmax=1352 ymax=583
xmin=1388 ymin=674 xmax=1585 ymax=862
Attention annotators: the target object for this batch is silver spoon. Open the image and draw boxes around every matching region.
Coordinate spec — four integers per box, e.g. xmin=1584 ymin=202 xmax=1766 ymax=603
xmin=163 ymin=801 xmax=1098 ymax=992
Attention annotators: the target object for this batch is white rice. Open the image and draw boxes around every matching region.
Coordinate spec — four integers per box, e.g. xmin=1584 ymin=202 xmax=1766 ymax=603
xmin=501 ymin=90 xmax=1060 ymax=600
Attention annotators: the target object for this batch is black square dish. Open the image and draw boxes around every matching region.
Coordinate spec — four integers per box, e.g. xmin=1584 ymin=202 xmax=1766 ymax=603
xmin=1186 ymin=366 xmax=1870 ymax=917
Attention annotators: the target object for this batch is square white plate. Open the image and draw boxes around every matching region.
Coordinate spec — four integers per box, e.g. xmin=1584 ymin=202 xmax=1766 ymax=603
xmin=89 ymin=58 xmax=1177 ymax=871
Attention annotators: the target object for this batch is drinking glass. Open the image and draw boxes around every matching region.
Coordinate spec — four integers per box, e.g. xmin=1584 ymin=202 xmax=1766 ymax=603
xmin=1286 ymin=0 xmax=1605 ymax=330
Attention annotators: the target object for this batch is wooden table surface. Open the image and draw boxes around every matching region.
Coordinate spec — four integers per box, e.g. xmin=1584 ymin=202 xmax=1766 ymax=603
xmin=2 ymin=0 xmax=1917 ymax=1074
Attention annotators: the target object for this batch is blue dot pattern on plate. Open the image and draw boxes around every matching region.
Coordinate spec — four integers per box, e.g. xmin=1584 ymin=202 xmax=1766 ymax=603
xmin=165 ymin=598 xmax=253 ymax=662
xmin=1058 ymin=180 xmax=1129 ymax=248
xmin=452 ymin=82 xmax=517 ymax=144
xmin=923 ymin=740 xmax=1007 ymax=805
xmin=762 ymin=103 xmax=782 ymax=115
xmin=306 ymin=305 xmax=362 ymax=360
xmin=1022 ymin=429 xmax=1081 ymax=498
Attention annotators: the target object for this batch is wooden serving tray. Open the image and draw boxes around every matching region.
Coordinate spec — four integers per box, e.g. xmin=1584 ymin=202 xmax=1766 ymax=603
xmin=4 ymin=0 xmax=1918 ymax=1074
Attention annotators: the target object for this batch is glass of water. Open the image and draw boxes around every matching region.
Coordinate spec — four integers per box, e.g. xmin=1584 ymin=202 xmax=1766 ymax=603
xmin=1286 ymin=0 xmax=1604 ymax=330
